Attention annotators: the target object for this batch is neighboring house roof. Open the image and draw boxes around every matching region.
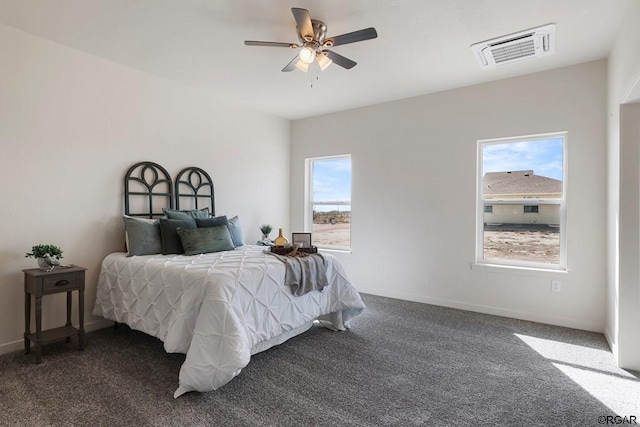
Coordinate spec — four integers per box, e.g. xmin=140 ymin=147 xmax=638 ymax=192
xmin=483 ymin=170 xmax=562 ymax=196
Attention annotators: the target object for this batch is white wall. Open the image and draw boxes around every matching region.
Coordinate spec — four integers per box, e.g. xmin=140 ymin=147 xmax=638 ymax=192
xmin=291 ymin=61 xmax=607 ymax=332
xmin=0 ymin=24 xmax=290 ymax=354
xmin=618 ymin=103 xmax=640 ymax=370
xmin=606 ymin=0 xmax=640 ymax=370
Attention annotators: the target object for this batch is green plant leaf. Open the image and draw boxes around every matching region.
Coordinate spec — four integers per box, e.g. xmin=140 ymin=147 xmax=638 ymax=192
xmin=259 ymin=224 xmax=272 ymax=234
xmin=25 ymin=244 xmax=63 ymax=259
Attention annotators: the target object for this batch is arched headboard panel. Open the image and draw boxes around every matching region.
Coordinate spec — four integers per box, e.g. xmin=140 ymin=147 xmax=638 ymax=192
xmin=124 ymin=161 xmax=174 ymax=218
xmin=174 ymin=166 xmax=215 ymax=215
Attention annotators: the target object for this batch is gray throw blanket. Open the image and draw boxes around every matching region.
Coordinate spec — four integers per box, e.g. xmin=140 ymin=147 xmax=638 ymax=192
xmin=269 ymin=253 xmax=329 ymax=296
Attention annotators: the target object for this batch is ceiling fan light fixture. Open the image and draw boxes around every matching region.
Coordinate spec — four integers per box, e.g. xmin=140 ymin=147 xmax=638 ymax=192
xmin=244 ymin=8 xmax=378 ymax=73
xmin=299 ymin=46 xmax=316 ymax=64
xmin=317 ymin=52 xmax=332 ymax=71
xmin=294 ymin=60 xmax=309 ymax=73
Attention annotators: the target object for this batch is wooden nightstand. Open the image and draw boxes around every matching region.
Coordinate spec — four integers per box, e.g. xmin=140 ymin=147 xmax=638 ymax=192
xmin=23 ymin=265 xmax=86 ymax=363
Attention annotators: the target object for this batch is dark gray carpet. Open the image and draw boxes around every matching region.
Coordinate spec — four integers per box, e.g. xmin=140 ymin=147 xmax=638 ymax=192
xmin=0 ymin=294 xmax=635 ymax=426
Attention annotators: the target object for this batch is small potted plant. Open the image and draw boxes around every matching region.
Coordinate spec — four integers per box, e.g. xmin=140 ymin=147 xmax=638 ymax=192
xmin=26 ymin=244 xmax=64 ymax=270
xmin=259 ymin=224 xmax=273 ymax=240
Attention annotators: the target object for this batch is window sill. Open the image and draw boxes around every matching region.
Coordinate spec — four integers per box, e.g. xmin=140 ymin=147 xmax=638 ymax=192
xmin=471 ymin=262 xmax=568 ymax=277
xmin=318 ymin=248 xmax=352 ymax=254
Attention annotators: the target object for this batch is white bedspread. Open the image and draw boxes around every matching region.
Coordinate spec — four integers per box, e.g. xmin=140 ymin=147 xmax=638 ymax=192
xmin=92 ymin=245 xmax=365 ymax=397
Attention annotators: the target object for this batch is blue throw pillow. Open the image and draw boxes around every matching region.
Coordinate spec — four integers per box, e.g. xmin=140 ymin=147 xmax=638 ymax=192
xmin=228 ymin=216 xmax=245 ymax=247
xmin=123 ymin=216 xmax=162 ymax=256
xmin=177 ymin=226 xmax=235 ymax=256
xmin=160 ymin=218 xmax=196 ymax=254
xmin=163 ymin=207 xmax=210 ymax=220
xmin=196 ymin=215 xmax=228 ymax=228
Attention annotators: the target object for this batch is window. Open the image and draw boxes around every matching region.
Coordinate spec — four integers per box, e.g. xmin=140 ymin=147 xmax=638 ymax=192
xmin=477 ymin=133 xmax=566 ymax=269
xmin=306 ymin=155 xmax=351 ymax=250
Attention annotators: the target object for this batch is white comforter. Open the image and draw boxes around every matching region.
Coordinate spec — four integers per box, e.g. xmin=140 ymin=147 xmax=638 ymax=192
xmin=93 ymin=245 xmax=365 ymax=397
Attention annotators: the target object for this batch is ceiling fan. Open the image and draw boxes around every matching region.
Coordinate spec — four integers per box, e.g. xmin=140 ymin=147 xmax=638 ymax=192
xmin=244 ymin=7 xmax=378 ymax=73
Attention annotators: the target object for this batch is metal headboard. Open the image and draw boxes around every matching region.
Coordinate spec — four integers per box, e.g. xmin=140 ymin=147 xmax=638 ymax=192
xmin=174 ymin=166 xmax=215 ymax=215
xmin=124 ymin=161 xmax=174 ymax=218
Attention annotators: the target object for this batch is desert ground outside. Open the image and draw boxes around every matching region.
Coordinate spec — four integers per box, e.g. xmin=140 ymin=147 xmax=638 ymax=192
xmin=312 ymin=223 xmax=351 ymax=247
xmin=313 ymin=221 xmax=560 ymax=264
xmin=483 ymin=225 xmax=560 ymax=264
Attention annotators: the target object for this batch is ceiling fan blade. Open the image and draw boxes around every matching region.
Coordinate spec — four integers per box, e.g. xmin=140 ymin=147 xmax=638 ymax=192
xmin=324 ymin=27 xmax=378 ymax=47
xmin=282 ymin=55 xmax=299 ymax=72
xmin=244 ymin=41 xmax=298 ymax=48
xmin=291 ymin=8 xmax=313 ymax=40
xmin=324 ymin=50 xmax=357 ymax=69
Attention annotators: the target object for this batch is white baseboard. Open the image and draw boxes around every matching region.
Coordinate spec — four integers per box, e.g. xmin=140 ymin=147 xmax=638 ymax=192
xmin=0 ymin=318 xmax=114 ymax=356
xmin=358 ymin=287 xmax=604 ymax=333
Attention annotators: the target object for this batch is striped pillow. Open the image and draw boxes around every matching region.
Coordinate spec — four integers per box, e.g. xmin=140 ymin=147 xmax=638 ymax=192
xmin=177 ymin=225 xmax=235 ymax=256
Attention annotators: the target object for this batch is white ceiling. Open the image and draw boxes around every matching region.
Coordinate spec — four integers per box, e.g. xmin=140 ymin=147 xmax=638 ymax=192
xmin=0 ymin=0 xmax=631 ymax=120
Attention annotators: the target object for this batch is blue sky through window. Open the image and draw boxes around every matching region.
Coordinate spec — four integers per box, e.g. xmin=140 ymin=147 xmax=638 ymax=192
xmin=312 ymin=157 xmax=351 ymax=203
xmin=483 ymin=137 xmax=563 ymax=181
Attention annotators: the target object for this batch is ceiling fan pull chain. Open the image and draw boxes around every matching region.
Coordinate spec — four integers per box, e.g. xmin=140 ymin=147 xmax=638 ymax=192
xmin=310 ymin=67 xmax=316 ymax=88
xmin=313 ymin=65 xmax=320 ymax=88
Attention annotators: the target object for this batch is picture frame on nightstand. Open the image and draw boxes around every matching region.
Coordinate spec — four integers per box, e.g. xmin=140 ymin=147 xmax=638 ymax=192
xmin=291 ymin=232 xmax=312 ymax=248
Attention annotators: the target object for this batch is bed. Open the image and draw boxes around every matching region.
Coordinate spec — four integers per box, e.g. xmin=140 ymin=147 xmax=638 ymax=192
xmin=93 ymin=162 xmax=365 ymax=397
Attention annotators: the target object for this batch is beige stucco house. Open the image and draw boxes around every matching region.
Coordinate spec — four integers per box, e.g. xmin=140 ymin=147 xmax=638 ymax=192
xmin=482 ymin=170 xmax=562 ymax=225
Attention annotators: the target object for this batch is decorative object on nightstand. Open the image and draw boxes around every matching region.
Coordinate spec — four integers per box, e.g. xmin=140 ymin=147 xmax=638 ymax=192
xmin=291 ymin=232 xmax=312 ymax=248
xmin=270 ymin=234 xmax=318 ymax=255
xmin=270 ymin=243 xmax=317 ymax=256
xmin=23 ymin=265 xmax=86 ymax=363
xmin=259 ymin=224 xmax=273 ymax=240
xmin=258 ymin=224 xmax=274 ymax=246
xmin=25 ymin=244 xmax=64 ymax=271
xmin=273 ymin=228 xmax=289 ymax=247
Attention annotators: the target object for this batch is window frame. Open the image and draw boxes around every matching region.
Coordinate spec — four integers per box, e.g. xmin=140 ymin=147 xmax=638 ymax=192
xmin=476 ymin=132 xmax=567 ymax=271
xmin=304 ymin=154 xmax=352 ymax=251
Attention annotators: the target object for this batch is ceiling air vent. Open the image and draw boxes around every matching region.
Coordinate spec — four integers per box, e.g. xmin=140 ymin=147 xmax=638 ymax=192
xmin=471 ymin=23 xmax=555 ymax=68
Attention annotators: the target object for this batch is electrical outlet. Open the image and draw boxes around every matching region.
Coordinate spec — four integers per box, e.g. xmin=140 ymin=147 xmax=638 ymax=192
xmin=551 ymin=280 xmax=562 ymax=293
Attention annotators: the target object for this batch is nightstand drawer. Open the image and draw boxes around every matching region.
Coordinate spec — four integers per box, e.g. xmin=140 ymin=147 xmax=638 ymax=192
xmin=42 ymin=273 xmax=80 ymax=293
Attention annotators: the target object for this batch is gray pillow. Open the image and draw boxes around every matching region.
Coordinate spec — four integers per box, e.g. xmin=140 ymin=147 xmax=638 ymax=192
xmin=228 ymin=216 xmax=245 ymax=247
xmin=123 ymin=216 xmax=162 ymax=256
xmin=160 ymin=218 xmax=196 ymax=254
xmin=163 ymin=207 xmax=210 ymax=220
xmin=196 ymin=215 xmax=228 ymax=228
xmin=177 ymin=225 xmax=235 ymax=256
